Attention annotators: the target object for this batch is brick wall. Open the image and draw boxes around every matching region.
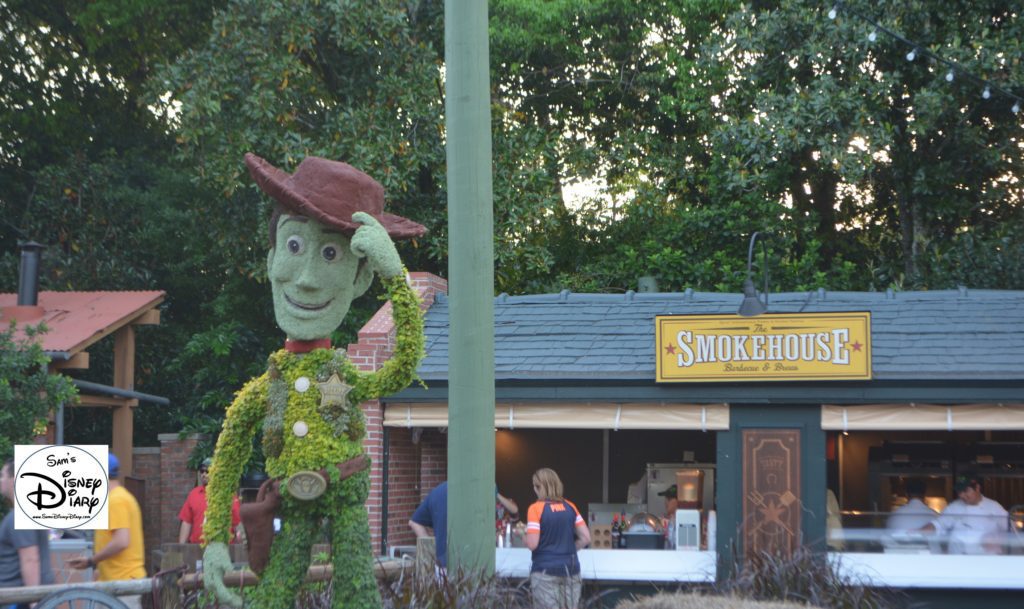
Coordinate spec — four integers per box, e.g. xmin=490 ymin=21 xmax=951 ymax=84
xmin=384 ymin=428 xmax=417 ymax=550
xmin=157 ymin=433 xmax=204 ymax=547
xmin=131 ymin=447 xmax=161 ymax=569
xmin=418 ymin=428 xmax=448 ymax=492
xmin=126 ymin=434 xmax=203 ymax=571
xmin=384 ymin=428 xmax=448 ymax=549
xmin=353 ymin=272 xmax=447 ymax=553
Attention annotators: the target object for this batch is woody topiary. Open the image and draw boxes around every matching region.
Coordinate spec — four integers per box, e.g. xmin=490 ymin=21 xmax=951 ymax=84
xmin=202 ymin=154 xmax=425 ymax=609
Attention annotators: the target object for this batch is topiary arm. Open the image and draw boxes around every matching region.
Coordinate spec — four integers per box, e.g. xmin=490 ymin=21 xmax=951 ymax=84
xmin=203 ymin=541 xmax=242 ymax=608
xmin=349 ymin=272 xmax=425 ymax=402
xmin=204 ymin=373 xmax=269 ymax=545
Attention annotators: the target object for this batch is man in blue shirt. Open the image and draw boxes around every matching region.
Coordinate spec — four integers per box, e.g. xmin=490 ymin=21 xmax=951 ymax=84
xmin=408 ymin=481 xmax=518 ymax=571
xmin=409 ymin=482 xmax=449 ymax=570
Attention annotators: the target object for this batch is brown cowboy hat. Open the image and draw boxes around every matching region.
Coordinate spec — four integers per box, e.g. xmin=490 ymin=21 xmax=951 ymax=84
xmin=245 ymin=153 xmax=426 ymax=239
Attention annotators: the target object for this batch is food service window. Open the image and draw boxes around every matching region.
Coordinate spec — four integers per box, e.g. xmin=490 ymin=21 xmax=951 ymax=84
xmin=495 ymin=428 xmax=717 ymax=532
xmin=822 ymin=404 xmax=1024 ymax=565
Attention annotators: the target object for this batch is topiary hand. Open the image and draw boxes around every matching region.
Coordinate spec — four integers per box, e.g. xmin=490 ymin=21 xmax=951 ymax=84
xmin=203 ymin=541 xmax=243 ymax=608
xmin=350 ymin=212 xmax=403 ymax=279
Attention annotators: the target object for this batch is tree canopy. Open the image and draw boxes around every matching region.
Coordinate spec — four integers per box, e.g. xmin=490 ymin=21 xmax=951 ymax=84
xmin=0 ymin=322 xmax=78 ymax=462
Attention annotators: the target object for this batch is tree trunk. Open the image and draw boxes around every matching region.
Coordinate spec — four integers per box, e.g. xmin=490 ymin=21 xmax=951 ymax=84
xmin=897 ymin=189 xmax=915 ymax=284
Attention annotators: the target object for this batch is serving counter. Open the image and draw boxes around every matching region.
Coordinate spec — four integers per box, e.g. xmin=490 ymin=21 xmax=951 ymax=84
xmin=831 ymin=553 xmax=1024 ymax=589
xmin=495 ymin=547 xmax=716 ymax=582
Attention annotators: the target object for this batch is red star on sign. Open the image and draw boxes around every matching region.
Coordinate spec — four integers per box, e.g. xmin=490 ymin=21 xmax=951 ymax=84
xmin=664 ymin=344 xmax=676 ymax=355
xmin=850 ymin=341 xmax=863 ymax=352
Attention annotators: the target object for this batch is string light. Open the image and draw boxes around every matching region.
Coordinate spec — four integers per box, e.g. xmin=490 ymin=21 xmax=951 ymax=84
xmin=826 ymin=4 xmax=1023 ymax=118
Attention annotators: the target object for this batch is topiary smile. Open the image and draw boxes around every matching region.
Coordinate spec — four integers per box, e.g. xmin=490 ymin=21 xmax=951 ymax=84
xmin=285 ymin=294 xmax=332 ymax=311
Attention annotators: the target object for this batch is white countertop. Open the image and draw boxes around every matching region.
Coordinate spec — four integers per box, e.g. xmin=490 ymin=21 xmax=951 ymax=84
xmin=496 ymin=548 xmax=1024 ymax=588
xmin=496 ymin=547 xmax=717 ymax=582
xmin=831 ymin=552 xmax=1024 ymax=589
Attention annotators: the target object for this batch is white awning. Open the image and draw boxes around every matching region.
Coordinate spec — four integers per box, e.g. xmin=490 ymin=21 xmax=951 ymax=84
xmin=384 ymin=402 xmax=729 ymax=431
xmin=821 ymin=403 xmax=1024 ymax=431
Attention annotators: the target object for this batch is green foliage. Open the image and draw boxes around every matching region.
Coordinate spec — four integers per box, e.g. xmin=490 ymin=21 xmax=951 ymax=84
xmin=151 ymin=0 xmax=446 ymax=280
xmin=356 ymin=274 xmax=426 ymax=399
xmin=1 ymin=153 xmax=175 ymax=291
xmin=693 ymin=0 xmax=1024 ymax=289
xmin=490 ymin=0 xmax=1024 ymax=294
xmin=204 ymin=276 xmax=422 ymax=608
xmin=0 ymin=0 xmax=279 ymax=446
xmin=0 ymin=322 xmax=78 ymax=461
xmin=0 ymin=149 xmax=280 ymax=448
xmin=0 ymin=0 xmax=224 ymax=249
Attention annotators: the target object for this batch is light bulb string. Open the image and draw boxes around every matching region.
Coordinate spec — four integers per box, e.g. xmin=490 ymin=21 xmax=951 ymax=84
xmin=828 ymin=2 xmax=1023 ymax=110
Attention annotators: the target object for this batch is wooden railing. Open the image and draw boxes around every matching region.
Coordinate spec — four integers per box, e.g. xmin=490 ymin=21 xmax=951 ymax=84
xmin=0 ymin=543 xmax=411 ymax=607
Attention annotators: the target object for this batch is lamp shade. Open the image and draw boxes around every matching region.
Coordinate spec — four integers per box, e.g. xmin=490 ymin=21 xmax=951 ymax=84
xmin=737 ymin=278 xmax=767 ymax=317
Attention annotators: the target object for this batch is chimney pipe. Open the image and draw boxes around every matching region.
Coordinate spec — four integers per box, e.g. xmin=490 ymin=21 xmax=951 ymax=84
xmin=637 ymin=275 xmax=659 ymax=293
xmin=17 ymin=241 xmax=45 ymax=306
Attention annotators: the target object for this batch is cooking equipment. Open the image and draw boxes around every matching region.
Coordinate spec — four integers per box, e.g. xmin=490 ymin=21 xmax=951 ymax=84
xmin=646 ymin=463 xmax=715 ymax=514
xmin=626 ymin=512 xmax=663 ymax=533
xmin=622 ymin=512 xmax=665 ymax=549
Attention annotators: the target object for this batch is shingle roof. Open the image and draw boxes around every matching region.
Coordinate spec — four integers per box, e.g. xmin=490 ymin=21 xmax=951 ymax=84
xmin=418 ymin=288 xmax=1024 ymax=381
xmin=0 ymin=291 xmax=165 ymax=355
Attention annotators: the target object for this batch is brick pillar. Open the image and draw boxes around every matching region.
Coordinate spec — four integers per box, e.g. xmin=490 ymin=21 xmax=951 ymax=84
xmin=419 ymin=428 xmax=448 ymax=493
xmin=132 ymin=447 xmax=161 ymax=571
xmin=158 ymin=433 xmax=206 ymax=548
xmin=385 ymin=427 xmax=449 ymax=549
xmin=384 ymin=428 xmax=418 ymax=549
xmin=353 ymin=272 xmax=446 ymax=553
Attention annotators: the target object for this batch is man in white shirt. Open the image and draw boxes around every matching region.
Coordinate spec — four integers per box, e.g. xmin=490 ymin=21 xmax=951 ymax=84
xmin=922 ymin=475 xmax=1008 ymax=554
xmin=887 ymin=478 xmax=937 ymax=532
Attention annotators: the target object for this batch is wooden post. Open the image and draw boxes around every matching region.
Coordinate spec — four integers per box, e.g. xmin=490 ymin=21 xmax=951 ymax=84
xmin=444 ymin=0 xmax=496 ymax=575
xmin=112 ymin=326 xmax=136 ymax=476
xmin=414 ymin=536 xmax=436 ymax=583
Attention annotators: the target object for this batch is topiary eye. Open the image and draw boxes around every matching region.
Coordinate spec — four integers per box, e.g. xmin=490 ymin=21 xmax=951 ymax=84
xmin=321 ymin=244 xmax=341 ymax=262
xmin=286 ymin=235 xmax=304 ymax=255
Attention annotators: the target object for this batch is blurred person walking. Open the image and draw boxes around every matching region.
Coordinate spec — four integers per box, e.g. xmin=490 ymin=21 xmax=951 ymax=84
xmin=0 ymin=459 xmax=54 ymax=609
xmin=69 ymin=453 xmax=145 ymax=607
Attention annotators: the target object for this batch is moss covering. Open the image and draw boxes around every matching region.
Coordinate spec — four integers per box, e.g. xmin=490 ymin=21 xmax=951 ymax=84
xmin=203 ymin=272 xmax=424 ymax=608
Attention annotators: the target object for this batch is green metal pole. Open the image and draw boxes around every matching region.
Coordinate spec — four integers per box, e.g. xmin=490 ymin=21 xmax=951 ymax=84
xmin=445 ymin=0 xmax=496 ymax=575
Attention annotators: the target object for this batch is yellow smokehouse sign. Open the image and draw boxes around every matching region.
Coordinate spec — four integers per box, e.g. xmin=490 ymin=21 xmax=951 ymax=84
xmin=655 ymin=312 xmax=871 ymax=382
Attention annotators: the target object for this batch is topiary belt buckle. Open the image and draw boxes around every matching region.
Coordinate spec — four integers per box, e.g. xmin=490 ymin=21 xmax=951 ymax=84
xmin=285 ymin=470 xmax=328 ymax=500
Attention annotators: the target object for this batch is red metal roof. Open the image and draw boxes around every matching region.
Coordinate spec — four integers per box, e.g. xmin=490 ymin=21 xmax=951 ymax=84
xmin=0 ymin=291 xmax=165 ymax=354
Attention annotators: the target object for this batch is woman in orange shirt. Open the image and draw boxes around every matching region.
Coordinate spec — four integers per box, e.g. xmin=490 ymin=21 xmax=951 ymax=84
xmin=524 ymin=468 xmax=591 ymax=609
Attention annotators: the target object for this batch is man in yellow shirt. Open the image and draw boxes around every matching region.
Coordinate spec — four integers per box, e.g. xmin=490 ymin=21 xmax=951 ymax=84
xmin=69 ymin=453 xmax=145 ymax=581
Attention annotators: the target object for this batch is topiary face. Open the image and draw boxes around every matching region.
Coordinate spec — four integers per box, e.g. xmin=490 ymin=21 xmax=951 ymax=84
xmin=268 ymin=214 xmax=370 ymax=340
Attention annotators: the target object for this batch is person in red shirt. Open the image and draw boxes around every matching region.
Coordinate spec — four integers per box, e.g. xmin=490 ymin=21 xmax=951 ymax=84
xmin=178 ymin=459 xmax=242 ymax=544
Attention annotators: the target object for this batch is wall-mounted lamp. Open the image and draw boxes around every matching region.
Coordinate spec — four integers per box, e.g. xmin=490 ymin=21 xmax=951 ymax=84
xmin=737 ymin=231 xmax=770 ymax=317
